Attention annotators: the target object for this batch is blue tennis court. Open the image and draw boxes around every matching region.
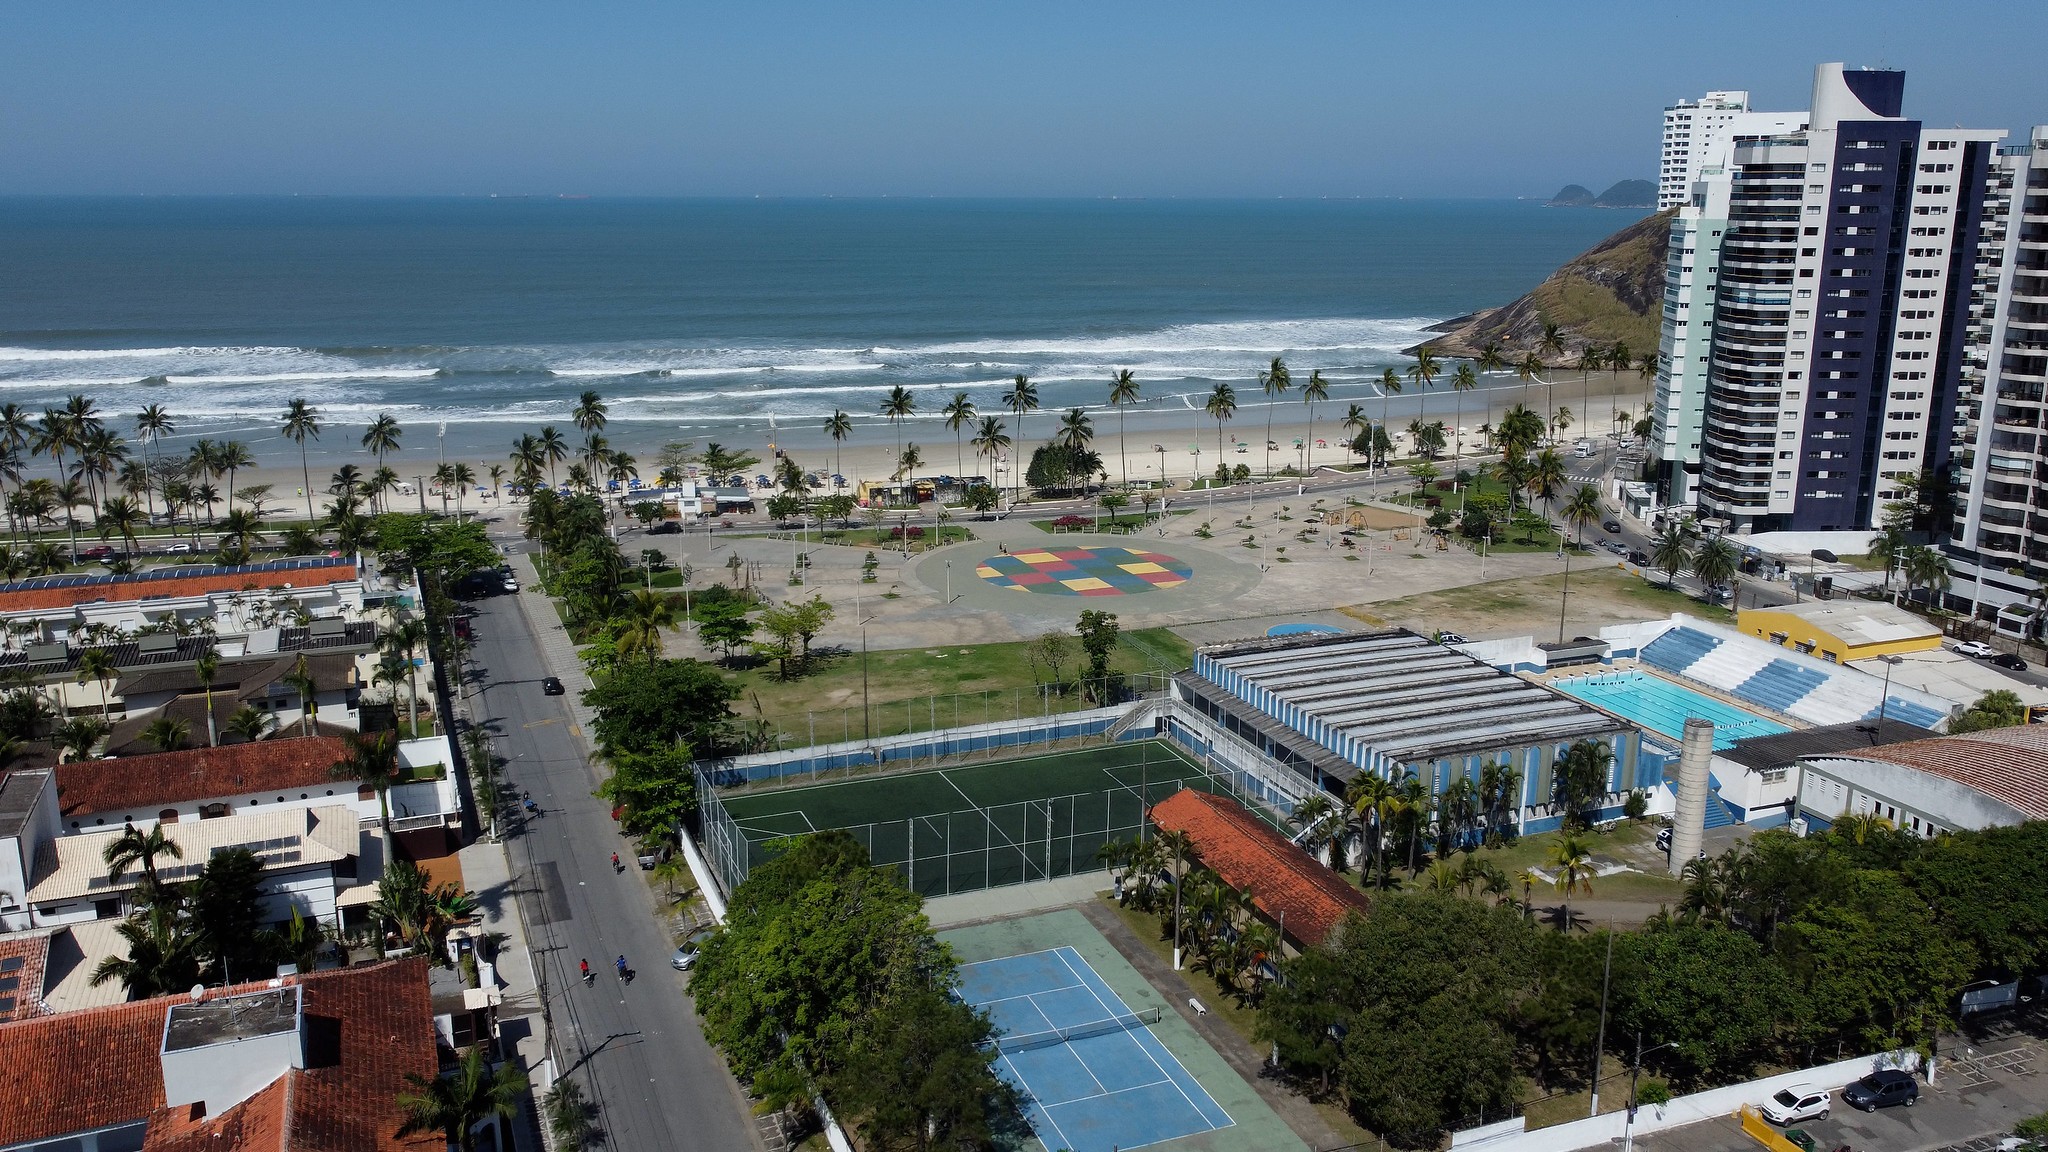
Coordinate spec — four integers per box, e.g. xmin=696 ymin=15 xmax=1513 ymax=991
xmin=958 ymin=946 xmax=1233 ymax=1152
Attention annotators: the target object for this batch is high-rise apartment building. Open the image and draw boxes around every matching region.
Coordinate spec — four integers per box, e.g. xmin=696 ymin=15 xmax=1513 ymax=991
xmin=1658 ymin=91 xmax=1805 ymax=211
xmin=1650 ymin=64 xmax=2004 ymax=534
xmin=1944 ymin=126 xmax=2048 ymax=638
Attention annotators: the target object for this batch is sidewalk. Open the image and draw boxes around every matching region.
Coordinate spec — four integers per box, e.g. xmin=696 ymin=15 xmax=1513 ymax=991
xmin=461 ymin=832 xmax=552 ymax=1150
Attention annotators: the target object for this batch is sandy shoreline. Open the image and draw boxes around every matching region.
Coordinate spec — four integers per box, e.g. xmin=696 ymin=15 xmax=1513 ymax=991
xmin=89 ymin=372 xmax=1648 ymax=523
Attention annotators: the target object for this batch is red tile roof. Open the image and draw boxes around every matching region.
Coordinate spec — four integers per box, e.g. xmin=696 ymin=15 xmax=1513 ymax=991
xmin=1846 ymin=723 xmax=2048 ymax=820
xmin=0 ymin=558 xmax=357 ymax=614
xmin=0 ymin=958 xmax=439 ymax=1152
xmin=56 ymin=736 xmax=352 ymax=819
xmin=0 ymin=933 xmax=52 ymax=1022
xmin=1149 ymin=789 xmax=1371 ymax=948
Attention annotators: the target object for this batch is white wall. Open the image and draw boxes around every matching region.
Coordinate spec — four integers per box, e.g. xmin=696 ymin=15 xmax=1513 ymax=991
xmin=1451 ymin=1050 xmax=1920 ymax=1152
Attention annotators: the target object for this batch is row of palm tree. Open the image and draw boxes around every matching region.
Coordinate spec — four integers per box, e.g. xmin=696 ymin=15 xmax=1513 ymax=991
xmin=1099 ymin=832 xmax=1281 ymax=994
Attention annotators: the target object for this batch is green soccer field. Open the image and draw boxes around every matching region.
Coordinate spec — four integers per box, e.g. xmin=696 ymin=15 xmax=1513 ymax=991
xmin=711 ymin=740 xmax=1222 ymax=897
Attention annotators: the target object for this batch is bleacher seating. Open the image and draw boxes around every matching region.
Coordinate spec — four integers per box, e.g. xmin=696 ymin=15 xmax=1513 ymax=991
xmin=1731 ymin=660 xmax=1829 ymax=714
xmin=1641 ymin=627 xmax=1721 ymax=675
xmin=1865 ymin=698 xmax=1948 ymax=729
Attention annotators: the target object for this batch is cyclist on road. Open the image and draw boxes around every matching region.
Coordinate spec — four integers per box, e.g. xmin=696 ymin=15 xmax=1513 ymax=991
xmin=616 ymin=955 xmax=628 ymax=981
xmin=611 ymin=852 xmax=620 ymax=872
xmin=579 ymin=958 xmax=590 ymax=984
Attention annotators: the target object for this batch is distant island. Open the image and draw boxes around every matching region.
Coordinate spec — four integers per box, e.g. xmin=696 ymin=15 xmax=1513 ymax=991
xmin=1546 ymin=179 xmax=1655 ymax=208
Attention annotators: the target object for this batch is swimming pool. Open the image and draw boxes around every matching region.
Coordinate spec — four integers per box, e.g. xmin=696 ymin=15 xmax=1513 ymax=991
xmin=1551 ymin=670 xmax=1790 ymax=749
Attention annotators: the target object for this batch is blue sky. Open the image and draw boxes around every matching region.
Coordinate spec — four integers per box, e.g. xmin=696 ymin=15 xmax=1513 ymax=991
xmin=3 ymin=1 xmax=2042 ymax=197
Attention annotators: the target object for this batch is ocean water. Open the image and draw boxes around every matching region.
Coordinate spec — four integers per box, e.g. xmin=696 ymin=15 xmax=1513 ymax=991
xmin=0 ymin=197 xmax=1643 ymax=463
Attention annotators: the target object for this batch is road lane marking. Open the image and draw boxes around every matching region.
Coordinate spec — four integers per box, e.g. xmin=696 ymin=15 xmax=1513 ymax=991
xmin=524 ymin=718 xmax=561 ymax=729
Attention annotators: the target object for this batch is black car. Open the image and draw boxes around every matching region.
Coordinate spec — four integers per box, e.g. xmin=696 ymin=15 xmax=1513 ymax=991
xmin=1627 ymin=549 xmax=1650 ymax=565
xmin=647 ymin=520 xmax=682 ymax=535
xmin=1601 ymin=519 xmax=1622 ymax=534
xmin=541 ymin=676 xmax=565 ymax=696
xmin=1991 ymin=652 xmax=2028 ymax=671
xmin=1842 ymin=1069 xmax=1918 ymax=1111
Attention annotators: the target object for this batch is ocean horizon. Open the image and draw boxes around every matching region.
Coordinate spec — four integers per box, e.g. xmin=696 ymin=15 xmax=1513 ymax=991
xmin=0 ymin=196 xmax=1645 ymax=466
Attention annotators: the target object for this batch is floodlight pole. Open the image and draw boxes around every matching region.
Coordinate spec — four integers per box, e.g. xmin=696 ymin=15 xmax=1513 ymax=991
xmin=1559 ymin=547 xmax=1574 ymax=644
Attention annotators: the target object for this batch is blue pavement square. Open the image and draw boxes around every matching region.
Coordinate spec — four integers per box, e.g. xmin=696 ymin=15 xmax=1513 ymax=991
xmin=957 ymin=946 xmax=1233 ymax=1152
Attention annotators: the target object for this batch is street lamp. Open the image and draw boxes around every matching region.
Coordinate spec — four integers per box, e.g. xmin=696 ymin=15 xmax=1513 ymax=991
xmin=1622 ymin=1033 xmax=1680 ymax=1152
xmin=1875 ymin=654 xmax=1902 ymax=727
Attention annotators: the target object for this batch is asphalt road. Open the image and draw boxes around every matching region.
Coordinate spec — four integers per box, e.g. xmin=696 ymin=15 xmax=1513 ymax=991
xmin=465 ymin=585 xmax=761 ymax=1152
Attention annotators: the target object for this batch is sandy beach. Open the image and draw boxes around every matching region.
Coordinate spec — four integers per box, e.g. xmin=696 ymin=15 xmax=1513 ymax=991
xmin=124 ymin=371 xmax=1649 ymax=524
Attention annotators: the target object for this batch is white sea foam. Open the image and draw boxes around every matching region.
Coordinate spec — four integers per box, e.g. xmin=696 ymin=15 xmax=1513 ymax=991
xmin=160 ymin=370 xmax=440 ymax=385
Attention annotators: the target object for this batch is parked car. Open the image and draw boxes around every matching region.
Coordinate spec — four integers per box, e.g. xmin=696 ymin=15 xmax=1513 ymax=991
xmin=541 ymin=676 xmax=565 ymax=696
xmin=1842 ymin=1069 xmax=1918 ymax=1111
xmin=1761 ymin=1084 xmax=1831 ymax=1125
xmin=1655 ymin=826 xmax=1673 ymax=852
xmin=1627 ymin=549 xmax=1650 ymax=565
xmin=1435 ymin=632 xmax=1469 ymax=645
xmin=670 ymin=927 xmax=715 ymax=971
xmin=1952 ymin=640 xmax=1996 ymax=659
xmin=501 ymin=576 xmax=520 ymax=593
xmin=78 ymin=544 xmax=115 ymax=562
xmin=1991 ymin=652 xmax=2028 ymax=671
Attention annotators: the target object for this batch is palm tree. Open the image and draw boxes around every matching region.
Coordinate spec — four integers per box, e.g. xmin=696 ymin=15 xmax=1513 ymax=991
xmin=1903 ymin=545 xmax=1951 ymax=608
xmin=1449 ymin=362 xmax=1477 ymax=466
xmin=1345 ymin=772 xmax=1399 ymax=888
xmin=1526 ymin=449 xmax=1568 ymax=524
xmin=971 ymin=416 xmax=1010 ymax=503
xmin=77 ymin=646 xmax=117 ymax=721
xmin=225 ymin=704 xmax=274 ymax=743
xmin=572 ymin=390 xmax=608 ymax=436
xmin=1869 ymin=522 xmax=1910 ymax=593
xmin=537 ymin=426 xmax=570 ymax=489
xmin=332 ymin=731 xmax=401 ymax=836
xmin=1340 ymin=403 xmax=1370 ymax=461
xmin=1003 ymin=375 xmax=1039 ymax=504
xmin=545 ymin=1078 xmax=598 ymax=1152
xmin=90 ymin=900 xmax=202 ymax=997
xmin=618 ymin=587 xmax=676 ymax=661
xmin=1108 ymin=369 xmax=1141 ymax=491
xmin=1562 ymin=484 xmax=1602 ymax=548
xmin=823 ymin=409 xmax=853 ymax=487
xmin=941 ymin=391 xmax=976 ymax=495
xmin=1377 ymin=368 xmax=1403 ymax=470
xmin=1299 ymin=370 xmax=1330 ymax=475
xmin=1257 ymin=358 xmax=1291 ymax=478
xmin=1693 ymin=537 xmax=1739 ymax=602
xmin=1155 ymin=829 xmax=1197 ymax=966
xmin=214 ymin=440 xmax=253 ymax=514
xmin=1515 ymin=351 xmax=1546 ymax=408
xmin=96 ymin=495 xmax=145 ymax=558
xmin=1288 ymin=793 xmax=1344 ymax=867
xmin=53 ymin=716 xmax=109 ymax=763
xmin=1537 ymin=321 xmax=1567 ymax=413
xmin=362 ymin=414 xmax=402 ymax=480
xmin=1546 ymin=833 xmax=1596 ymax=932
xmin=195 ymin=647 xmax=220 ymax=747
xmin=1577 ymin=344 xmax=1604 ymax=435
xmin=134 ymin=404 xmax=175 ymax=522
xmin=104 ymin=821 xmax=183 ymax=888
xmin=1056 ymin=407 xmax=1093 ymax=451
xmin=451 ymin=462 xmax=476 ymax=520
xmin=279 ymin=399 xmax=321 ymax=522
xmin=1651 ymin=523 xmax=1694 ymax=589
xmin=1607 ymin=340 xmax=1633 ymax=428
xmin=396 ymin=1048 xmax=529 ymax=1152
xmin=879 ymin=385 xmax=917 ymax=503
xmin=1205 ymin=383 xmax=1237 ymax=476
xmin=142 ymin=716 xmax=190 ymax=752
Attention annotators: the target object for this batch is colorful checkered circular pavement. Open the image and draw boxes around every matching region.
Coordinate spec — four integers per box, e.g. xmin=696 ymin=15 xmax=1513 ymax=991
xmin=975 ymin=546 xmax=1194 ymax=597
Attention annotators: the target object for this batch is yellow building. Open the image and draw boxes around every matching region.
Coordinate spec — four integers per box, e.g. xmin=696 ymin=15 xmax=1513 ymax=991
xmin=1736 ymin=599 xmax=1941 ymax=664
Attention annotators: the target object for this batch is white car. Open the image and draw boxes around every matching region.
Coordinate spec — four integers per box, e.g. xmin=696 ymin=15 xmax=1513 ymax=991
xmin=1761 ymin=1084 xmax=1830 ymax=1125
xmin=1952 ymin=641 xmax=1996 ymax=659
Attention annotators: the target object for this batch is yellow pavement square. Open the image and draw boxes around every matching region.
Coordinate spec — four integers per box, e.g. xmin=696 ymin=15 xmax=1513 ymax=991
xmin=1119 ymin=561 xmax=1166 ymax=575
xmin=1062 ymin=577 xmax=1113 ymax=592
xmin=1013 ymin=551 xmax=1061 ymax=564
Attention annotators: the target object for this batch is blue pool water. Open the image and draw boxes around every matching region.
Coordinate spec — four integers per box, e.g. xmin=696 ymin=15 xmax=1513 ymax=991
xmin=1552 ymin=671 xmax=1789 ymax=749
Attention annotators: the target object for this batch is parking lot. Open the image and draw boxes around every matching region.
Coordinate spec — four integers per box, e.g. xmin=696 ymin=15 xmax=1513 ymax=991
xmin=1638 ymin=1039 xmax=2045 ymax=1152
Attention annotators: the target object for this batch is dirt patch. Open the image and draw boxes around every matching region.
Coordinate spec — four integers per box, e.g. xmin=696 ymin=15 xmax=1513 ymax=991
xmin=1312 ymin=505 xmax=1418 ymax=531
xmin=1363 ymin=568 xmax=1731 ymax=642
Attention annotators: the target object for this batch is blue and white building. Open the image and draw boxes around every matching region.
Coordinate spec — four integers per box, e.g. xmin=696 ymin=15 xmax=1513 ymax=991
xmin=1653 ymin=63 xmax=2007 ymax=533
xmin=1173 ymin=630 xmax=1648 ymax=835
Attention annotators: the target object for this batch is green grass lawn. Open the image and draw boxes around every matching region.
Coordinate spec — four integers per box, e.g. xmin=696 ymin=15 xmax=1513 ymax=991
xmin=1338 ymin=820 xmax=1684 ymax=908
xmin=723 ymin=626 xmax=1193 ymax=745
xmin=1031 ymin=513 xmax=1154 ymax=533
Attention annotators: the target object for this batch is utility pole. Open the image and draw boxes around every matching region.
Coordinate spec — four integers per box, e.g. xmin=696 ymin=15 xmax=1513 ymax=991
xmin=1589 ymin=923 xmax=1615 ymax=1116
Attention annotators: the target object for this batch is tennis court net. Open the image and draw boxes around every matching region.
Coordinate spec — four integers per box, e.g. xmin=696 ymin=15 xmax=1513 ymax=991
xmin=990 ymin=1007 xmax=1164 ymax=1054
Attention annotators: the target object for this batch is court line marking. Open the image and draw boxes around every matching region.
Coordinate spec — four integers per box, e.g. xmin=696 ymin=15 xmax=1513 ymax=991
xmin=1053 ymin=946 xmax=1218 ymax=1130
xmin=1002 ymin=1051 xmax=1077 ymax=1152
